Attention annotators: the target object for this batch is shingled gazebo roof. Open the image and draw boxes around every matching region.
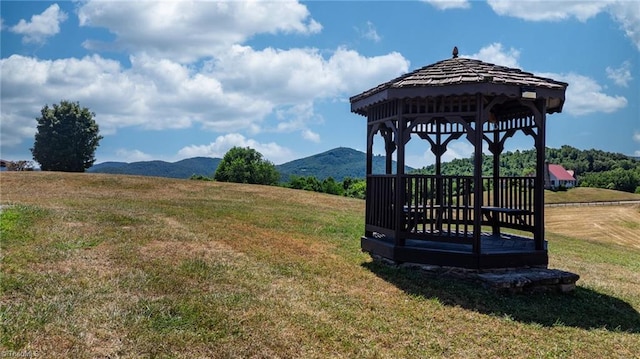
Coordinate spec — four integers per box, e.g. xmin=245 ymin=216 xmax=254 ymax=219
xmin=350 ymin=56 xmax=568 ymax=116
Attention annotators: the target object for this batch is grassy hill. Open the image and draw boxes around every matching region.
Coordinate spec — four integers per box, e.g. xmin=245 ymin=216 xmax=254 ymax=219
xmin=545 ymin=187 xmax=640 ymax=204
xmin=1 ymin=172 xmax=639 ymax=358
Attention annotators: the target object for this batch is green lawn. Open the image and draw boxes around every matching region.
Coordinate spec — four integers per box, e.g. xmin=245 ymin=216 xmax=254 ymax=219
xmin=1 ymin=172 xmax=639 ymax=358
xmin=545 ymin=186 xmax=640 ymax=204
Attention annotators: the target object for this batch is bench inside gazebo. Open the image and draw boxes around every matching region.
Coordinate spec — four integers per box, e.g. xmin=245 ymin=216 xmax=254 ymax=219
xmin=350 ymin=47 xmax=568 ymax=270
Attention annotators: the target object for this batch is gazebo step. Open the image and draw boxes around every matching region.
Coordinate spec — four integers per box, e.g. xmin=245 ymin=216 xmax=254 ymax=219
xmin=474 ymin=268 xmax=580 ymax=293
xmin=372 ymin=254 xmax=579 ymax=293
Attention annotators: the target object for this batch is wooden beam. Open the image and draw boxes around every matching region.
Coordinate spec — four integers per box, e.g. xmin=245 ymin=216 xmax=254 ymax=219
xmin=473 ymin=94 xmax=485 ymax=256
xmin=365 ymin=122 xmax=374 ymax=237
xmin=534 ymin=99 xmax=547 ymax=252
xmin=366 ymin=123 xmax=376 ymax=175
xmin=493 ymin=129 xmax=501 ymax=209
xmin=394 ymin=102 xmax=407 ymax=247
xmin=383 ymin=128 xmax=394 ymax=174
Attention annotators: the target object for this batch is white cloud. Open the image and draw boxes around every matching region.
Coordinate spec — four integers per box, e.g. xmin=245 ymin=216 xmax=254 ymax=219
xmin=633 ymin=131 xmax=640 ymax=143
xmin=177 ymin=133 xmax=294 ymax=164
xmin=302 ymin=129 xmax=321 ymax=143
xmin=487 ymin=0 xmax=606 ymax=22
xmin=606 ymin=61 xmax=633 ymax=87
xmin=0 ymin=110 xmax=38 ymax=148
xmin=423 ymin=0 xmax=471 ymax=10
xmin=358 ymin=21 xmax=382 ymax=42
xmin=212 ymin=45 xmax=408 ymax=104
xmin=442 ymin=141 xmax=476 ymax=162
xmin=0 ymin=48 xmax=408 ymax=153
xmin=608 ymin=2 xmax=640 ymax=50
xmin=464 ymin=43 xmax=628 ymax=117
xmin=2 ymin=0 xmax=410 ymax=157
xmin=274 ymin=102 xmax=323 ymax=141
xmin=463 ymin=43 xmax=520 ymax=68
xmin=213 ymin=46 xmax=335 ymax=103
xmin=487 ymin=1 xmax=640 ymax=51
xmin=539 ymin=72 xmax=628 ymax=116
xmin=405 ymin=153 xmax=431 ymax=169
xmin=77 ymin=0 xmax=322 ymax=63
xmin=0 ymin=54 xmax=271 ymax=145
xmin=115 ymin=149 xmax=153 ymax=162
xmin=10 ymin=4 xmax=67 ymax=44
xmin=326 ymin=48 xmax=410 ymax=94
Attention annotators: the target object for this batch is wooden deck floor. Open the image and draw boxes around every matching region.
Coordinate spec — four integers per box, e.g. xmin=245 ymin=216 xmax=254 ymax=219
xmin=363 ymin=231 xmax=548 ymax=269
xmin=373 ymin=231 xmax=545 ymax=254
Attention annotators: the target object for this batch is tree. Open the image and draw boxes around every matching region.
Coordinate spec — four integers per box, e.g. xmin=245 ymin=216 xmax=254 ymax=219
xmin=580 ymin=168 xmax=640 ymax=193
xmin=343 ymin=177 xmax=366 ymax=199
xmin=214 ymin=146 xmax=280 ymax=185
xmin=31 ymin=100 xmax=102 ymax=172
xmin=322 ymin=177 xmax=343 ymax=195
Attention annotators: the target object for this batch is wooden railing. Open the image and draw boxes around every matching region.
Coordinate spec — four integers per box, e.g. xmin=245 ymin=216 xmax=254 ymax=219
xmin=365 ymin=175 xmax=537 ymax=242
xmin=483 ymin=176 xmax=535 ymax=231
xmin=365 ymin=175 xmax=396 ymax=236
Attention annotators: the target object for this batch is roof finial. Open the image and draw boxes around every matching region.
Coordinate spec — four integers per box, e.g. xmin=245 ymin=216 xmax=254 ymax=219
xmin=452 ymin=46 xmax=459 ymax=58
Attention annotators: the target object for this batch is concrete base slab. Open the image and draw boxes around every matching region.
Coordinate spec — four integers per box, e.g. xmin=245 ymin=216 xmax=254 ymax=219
xmin=475 ymin=268 xmax=580 ymax=293
xmin=371 ymin=254 xmax=580 ymax=293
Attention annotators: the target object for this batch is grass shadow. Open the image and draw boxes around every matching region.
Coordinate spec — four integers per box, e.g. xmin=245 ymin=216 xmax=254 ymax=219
xmin=362 ymin=261 xmax=640 ymax=332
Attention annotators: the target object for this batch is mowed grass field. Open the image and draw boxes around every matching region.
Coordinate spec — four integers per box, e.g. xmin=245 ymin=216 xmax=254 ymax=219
xmin=546 ymin=206 xmax=640 ymax=250
xmin=1 ymin=172 xmax=639 ymax=358
xmin=546 ymin=186 xmax=640 ymax=204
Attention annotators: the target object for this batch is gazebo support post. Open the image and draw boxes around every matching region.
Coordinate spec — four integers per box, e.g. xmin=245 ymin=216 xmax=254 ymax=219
xmin=365 ymin=123 xmax=374 ymax=238
xmin=492 ymin=128 xmax=501 ymax=212
xmin=472 ymin=94 xmax=484 ymax=255
xmin=394 ymin=108 xmax=407 ymax=247
xmin=534 ymin=100 xmax=547 ymax=251
xmin=383 ymin=128 xmax=394 ymax=174
xmin=435 ymin=126 xmax=444 ymax=215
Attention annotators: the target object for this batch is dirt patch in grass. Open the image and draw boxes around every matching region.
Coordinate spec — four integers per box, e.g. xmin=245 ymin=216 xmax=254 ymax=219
xmin=139 ymin=238 xmax=245 ymax=266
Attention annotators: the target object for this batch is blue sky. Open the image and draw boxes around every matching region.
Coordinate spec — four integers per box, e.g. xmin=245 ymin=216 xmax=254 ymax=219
xmin=1 ymin=1 xmax=638 ymax=168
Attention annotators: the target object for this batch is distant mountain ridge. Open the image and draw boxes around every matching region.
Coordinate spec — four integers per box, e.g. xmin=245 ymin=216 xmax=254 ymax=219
xmin=88 ymin=147 xmax=413 ymax=181
xmin=88 ymin=146 xmax=640 ymax=193
xmin=88 ymin=157 xmax=221 ymax=179
xmin=276 ymin=147 xmax=413 ymax=182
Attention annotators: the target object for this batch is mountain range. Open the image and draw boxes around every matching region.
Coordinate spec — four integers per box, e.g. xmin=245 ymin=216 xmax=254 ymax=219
xmin=88 ymin=145 xmax=640 ymax=193
xmin=88 ymin=147 xmax=414 ymax=181
xmin=88 ymin=157 xmax=222 ymax=179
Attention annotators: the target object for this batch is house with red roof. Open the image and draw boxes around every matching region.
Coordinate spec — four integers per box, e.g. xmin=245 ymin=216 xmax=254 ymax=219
xmin=545 ymin=163 xmax=577 ymax=190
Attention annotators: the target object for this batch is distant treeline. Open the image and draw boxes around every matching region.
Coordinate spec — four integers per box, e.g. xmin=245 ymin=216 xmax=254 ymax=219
xmin=192 ymin=146 xmax=640 ymax=195
xmin=191 ymin=173 xmax=367 ymax=199
xmin=285 ymin=175 xmax=366 ymax=199
xmin=412 ymin=145 xmax=640 ymax=193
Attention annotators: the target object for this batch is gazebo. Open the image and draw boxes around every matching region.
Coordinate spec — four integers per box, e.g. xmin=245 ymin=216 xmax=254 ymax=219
xmin=350 ymin=48 xmax=568 ymax=269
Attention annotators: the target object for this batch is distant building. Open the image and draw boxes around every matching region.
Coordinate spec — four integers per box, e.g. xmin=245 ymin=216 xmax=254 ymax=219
xmin=0 ymin=160 xmax=35 ymax=171
xmin=544 ymin=163 xmax=576 ymax=189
